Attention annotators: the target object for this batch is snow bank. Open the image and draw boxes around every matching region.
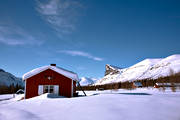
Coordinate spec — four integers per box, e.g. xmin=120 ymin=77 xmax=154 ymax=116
xmin=0 ymin=94 xmax=13 ymax=101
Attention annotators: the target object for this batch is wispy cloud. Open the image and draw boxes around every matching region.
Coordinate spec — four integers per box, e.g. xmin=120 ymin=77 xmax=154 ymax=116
xmin=76 ymin=66 xmax=86 ymax=70
xmin=36 ymin=0 xmax=82 ymax=37
xmin=58 ymin=50 xmax=104 ymax=61
xmin=0 ymin=24 xmax=43 ymax=45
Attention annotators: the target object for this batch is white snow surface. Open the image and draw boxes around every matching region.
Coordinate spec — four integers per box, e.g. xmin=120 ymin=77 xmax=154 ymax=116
xmin=142 ymin=54 xmax=180 ymax=79
xmin=0 ymin=88 xmax=180 ymax=120
xmin=0 ymin=94 xmax=13 ymax=101
xmin=96 ymin=54 xmax=180 ymax=85
xmin=22 ymin=65 xmax=78 ymax=81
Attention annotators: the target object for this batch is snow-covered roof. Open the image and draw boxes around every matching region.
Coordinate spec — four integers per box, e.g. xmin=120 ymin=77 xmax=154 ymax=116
xmin=22 ymin=65 xmax=78 ymax=81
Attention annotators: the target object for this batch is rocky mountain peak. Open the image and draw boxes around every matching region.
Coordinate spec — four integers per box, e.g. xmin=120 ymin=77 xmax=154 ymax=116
xmin=105 ymin=64 xmax=122 ymax=76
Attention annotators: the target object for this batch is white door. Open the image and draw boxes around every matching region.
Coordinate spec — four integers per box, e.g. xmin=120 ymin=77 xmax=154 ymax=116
xmin=38 ymin=85 xmax=43 ymax=95
xmin=54 ymin=85 xmax=59 ymax=95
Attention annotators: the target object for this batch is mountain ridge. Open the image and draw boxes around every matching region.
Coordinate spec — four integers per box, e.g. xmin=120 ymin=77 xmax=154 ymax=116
xmin=96 ymin=54 xmax=180 ymax=85
xmin=0 ymin=68 xmax=24 ymax=86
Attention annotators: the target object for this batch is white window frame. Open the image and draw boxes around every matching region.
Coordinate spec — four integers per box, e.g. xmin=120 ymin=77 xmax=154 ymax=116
xmin=38 ymin=85 xmax=59 ymax=95
xmin=54 ymin=85 xmax=59 ymax=95
xmin=38 ymin=85 xmax=44 ymax=95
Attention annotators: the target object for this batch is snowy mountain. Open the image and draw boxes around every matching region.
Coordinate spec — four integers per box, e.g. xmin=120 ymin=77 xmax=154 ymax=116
xmin=0 ymin=69 xmax=24 ymax=86
xmin=96 ymin=54 xmax=180 ymax=85
xmin=79 ymin=77 xmax=99 ymax=86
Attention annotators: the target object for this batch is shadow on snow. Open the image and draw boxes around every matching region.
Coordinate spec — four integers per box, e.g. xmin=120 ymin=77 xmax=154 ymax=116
xmin=117 ymin=93 xmax=152 ymax=95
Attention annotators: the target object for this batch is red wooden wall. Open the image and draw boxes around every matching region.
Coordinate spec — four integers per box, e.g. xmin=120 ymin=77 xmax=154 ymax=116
xmin=25 ymin=69 xmax=76 ymax=99
xmin=73 ymin=81 xmax=76 ymax=93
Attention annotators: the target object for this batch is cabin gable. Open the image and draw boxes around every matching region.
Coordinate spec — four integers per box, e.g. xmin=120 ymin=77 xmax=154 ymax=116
xmin=25 ymin=68 xmax=75 ymax=99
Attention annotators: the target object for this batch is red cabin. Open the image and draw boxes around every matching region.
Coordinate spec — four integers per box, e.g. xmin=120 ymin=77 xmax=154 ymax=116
xmin=23 ymin=64 xmax=78 ymax=99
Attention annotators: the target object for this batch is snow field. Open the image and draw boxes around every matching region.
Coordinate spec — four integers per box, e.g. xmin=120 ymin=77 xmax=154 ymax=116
xmin=0 ymin=88 xmax=180 ymax=120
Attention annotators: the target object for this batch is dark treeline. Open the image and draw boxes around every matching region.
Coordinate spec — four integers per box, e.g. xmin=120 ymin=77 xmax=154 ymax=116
xmin=77 ymin=72 xmax=180 ymax=91
xmin=0 ymin=84 xmax=24 ymax=94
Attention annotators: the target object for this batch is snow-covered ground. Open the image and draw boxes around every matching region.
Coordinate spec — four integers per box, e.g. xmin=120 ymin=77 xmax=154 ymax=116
xmin=0 ymin=94 xmax=13 ymax=101
xmin=0 ymin=88 xmax=180 ymax=120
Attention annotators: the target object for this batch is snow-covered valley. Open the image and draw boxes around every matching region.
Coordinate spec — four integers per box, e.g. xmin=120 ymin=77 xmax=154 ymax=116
xmin=0 ymin=88 xmax=180 ymax=120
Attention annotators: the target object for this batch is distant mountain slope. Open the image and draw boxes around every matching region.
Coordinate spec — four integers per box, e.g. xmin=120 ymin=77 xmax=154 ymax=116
xmin=0 ymin=69 xmax=24 ymax=86
xmin=139 ymin=55 xmax=180 ymax=79
xmin=79 ymin=77 xmax=99 ymax=86
xmin=96 ymin=54 xmax=180 ymax=85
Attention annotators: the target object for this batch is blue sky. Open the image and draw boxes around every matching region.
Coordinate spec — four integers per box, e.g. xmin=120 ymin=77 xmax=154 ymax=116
xmin=0 ymin=0 xmax=180 ymax=78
